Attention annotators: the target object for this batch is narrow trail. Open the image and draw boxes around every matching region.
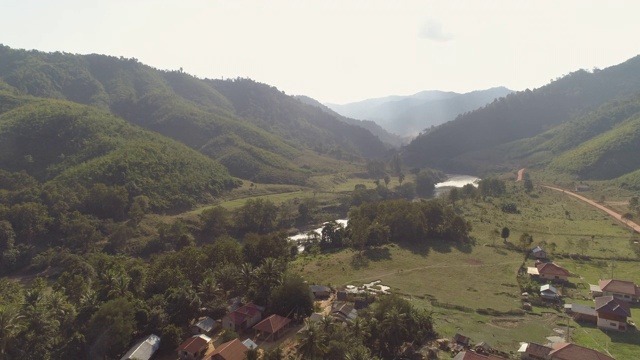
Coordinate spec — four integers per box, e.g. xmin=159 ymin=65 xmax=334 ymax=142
xmin=343 ymin=260 xmax=523 ymax=285
xmin=542 ymin=185 xmax=640 ymax=233
xmin=517 ymin=168 xmax=526 ymax=182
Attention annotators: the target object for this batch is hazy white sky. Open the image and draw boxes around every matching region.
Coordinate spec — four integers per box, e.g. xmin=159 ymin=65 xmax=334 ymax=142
xmin=3 ymin=0 xmax=640 ymax=103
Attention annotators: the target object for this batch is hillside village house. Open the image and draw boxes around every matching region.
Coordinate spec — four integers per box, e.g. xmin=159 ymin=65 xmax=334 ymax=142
xmin=205 ymin=338 xmax=249 ymax=360
xmin=253 ymin=314 xmax=292 ymax=341
xmin=540 ymin=284 xmax=560 ymax=300
xmin=595 ymin=296 xmax=632 ymax=331
xmin=528 ymin=262 xmax=570 ymax=282
xmin=177 ymin=335 xmax=212 ymax=360
xmin=547 ymin=342 xmax=614 ymax=360
xmin=517 ymin=342 xmax=552 ymax=360
xmin=222 ymin=303 xmax=263 ymax=333
xmin=310 ymin=285 xmax=332 ymax=299
xmin=591 ymin=279 xmax=640 ymax=302
xmin=190 ymin=316 xmax=220 ymax=336
xmin=530 ymin=246 xmax=547 ymax=260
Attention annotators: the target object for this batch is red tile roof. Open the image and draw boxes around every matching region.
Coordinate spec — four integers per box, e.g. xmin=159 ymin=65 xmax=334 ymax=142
xmin=177 ymin=335 xmax=209 ymax=354
xmin=599 ymin=279 xmax=640 ymax=296
xmin=452 ymin=351 xmax=507 ymax=360
xmin=226 ymin=303 xmax=262 ymax=325
xmin=595 ymin=296 xmax=631 ymax=317
xmin=207 ymin=338 xmax=247 ymax=360
xmin=536 ymin=262 xmax=570 ymax=277
xmin=252 ymin=314 xmax=290 ymax=334
xmin=549 ymin=342 xmax=614 ymax=360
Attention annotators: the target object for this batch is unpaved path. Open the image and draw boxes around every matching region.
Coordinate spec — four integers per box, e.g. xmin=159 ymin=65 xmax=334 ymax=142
xmin=517 ymin=168 xmax=526 ymax=181
xmin=542 ymin=185 xmax=640 ymax=233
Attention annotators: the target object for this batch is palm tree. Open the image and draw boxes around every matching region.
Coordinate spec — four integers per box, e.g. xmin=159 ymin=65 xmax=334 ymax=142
xmin=238 ymin=263 xmax=255 ymax=293
xmin=0 ymin=306 xmax=25 ymax=355
xmin=297 ymin=319 xmax=326 ymax=360
xmin=348 ymin=317 xmax=368 ymax=341
xmin=381 ymin=307 xmax=408 ymax=355
xmin=345 ymin=345 xmax=380 ymax=360
xmin=107 ymin=273 xmax=132 ymax=299
xmin=198 ymin=274 xmax=222 ymax=303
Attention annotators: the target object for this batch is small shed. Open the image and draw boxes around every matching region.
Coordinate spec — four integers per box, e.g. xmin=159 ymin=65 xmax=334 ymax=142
xmin=310 ymin=285 xmax=332 ymax=299
xmin=453 ymin=333 xmax=470 ymax=346
xmin=531 ymin=246 xmax=547 ymax=259
xmin=120 ymin=334 xmax=160 ymax=360
xmin=565 ymin=303 xmax=597 ymax=323
xmin=336 ymin=291 xmax=348 ymax=301
xmin=190 ymin=316 xmax=220 ymax=336
xmin=540 ymin=284 xmax=560 ymax=300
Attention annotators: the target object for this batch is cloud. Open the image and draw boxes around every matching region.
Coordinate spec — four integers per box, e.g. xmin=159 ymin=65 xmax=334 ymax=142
xmin=420 ymin=18 xmax=453 ymax=42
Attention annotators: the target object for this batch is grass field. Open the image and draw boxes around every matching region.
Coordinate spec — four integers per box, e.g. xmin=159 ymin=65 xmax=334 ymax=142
xmin=291 ymin=178 xmax=640 ymax=358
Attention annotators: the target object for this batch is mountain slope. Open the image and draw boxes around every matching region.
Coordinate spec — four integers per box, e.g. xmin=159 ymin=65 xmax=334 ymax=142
xmin=327 ymin=87 xmax=512 ymax=137
xmin=0 ymin=92 xmax=237 ymax=209
xmin=0 ymin=45 xmax=388 ymax=184
xmin=404 ymin=55 xmax=640 ymax=173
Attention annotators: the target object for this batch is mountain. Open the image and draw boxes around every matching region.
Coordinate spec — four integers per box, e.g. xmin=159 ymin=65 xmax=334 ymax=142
xmin=295 ymin=95 xmax=405 ymax=146
xmin=404 ymin=55 xmax=640 ymax=174
xmin=326 ymin=87 xmax=512 ymax=137
xmin=0 ymin=45 xmax=388 ymax=185
xmin=0 ymin=91 xmax=237 ymax=210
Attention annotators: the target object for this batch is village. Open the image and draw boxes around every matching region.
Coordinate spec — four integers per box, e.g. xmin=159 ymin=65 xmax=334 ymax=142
xmin=118 ymin=241 xmax=638 ymax=360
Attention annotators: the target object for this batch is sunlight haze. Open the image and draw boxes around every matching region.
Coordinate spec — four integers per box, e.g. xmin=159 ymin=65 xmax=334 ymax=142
xmin=3 ymin=0 xmax=640 ymax=103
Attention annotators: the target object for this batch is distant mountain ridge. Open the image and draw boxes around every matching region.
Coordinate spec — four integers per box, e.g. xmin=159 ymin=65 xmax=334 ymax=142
xmin=326 ymin=87 xmax=512 ymax=137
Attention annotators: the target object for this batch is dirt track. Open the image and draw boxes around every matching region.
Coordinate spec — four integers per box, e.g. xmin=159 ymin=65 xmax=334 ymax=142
xmin=517 ymin=168 xmax=525 ymax=181
xmin=542 ymin=185 xmax=640 ymax=233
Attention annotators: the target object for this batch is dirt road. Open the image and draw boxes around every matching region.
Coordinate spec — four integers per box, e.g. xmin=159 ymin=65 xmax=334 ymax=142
xmin=542 ymin=185 xmax=640 ymax=233
xmin=517 ymin=168 xmax=526 ymax=182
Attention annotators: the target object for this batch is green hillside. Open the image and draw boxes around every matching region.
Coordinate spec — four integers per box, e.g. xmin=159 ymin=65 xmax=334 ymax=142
xmin=0 ymin=45 xmax=388 ymax=184
xmin=404 ymin=55 xmax=640 ymax=173
xmin=0 ymin=95 xmax=237 ymax=209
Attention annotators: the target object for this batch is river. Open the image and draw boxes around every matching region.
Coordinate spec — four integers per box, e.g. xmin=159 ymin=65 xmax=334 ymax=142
xmin=288 ymin=219 xmax=348 ymax=252
xmin=433 ymin=174 xmax=481 ymax=197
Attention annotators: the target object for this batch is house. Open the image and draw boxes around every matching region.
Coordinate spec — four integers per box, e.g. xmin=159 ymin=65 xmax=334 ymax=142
xmin=177 ymin=335 xmax=212 ymax=360
xmin=331 ymin=302 xmax=357 ymax=323
xmin=534 ymin=262 xmax=570 ymax=282
xmin=206 ymin=338 xmax=248 ymax=360
xmin=120 ymin=334 xmax=160 ymax=360
xmin=452 ymin=351 xmax=507 ymax=360
xmin=595 ymin=296 xmax=631 ymax=331
xmin=591 ymin=279 xmax=640 ymax=302
xmin=517 ymin=342 xmax=552 ymax=360
xmin=530 ymin=246 xmax=547 ymax=259
xmin=540 ymin=284 xmax=560 ymax=300
xmin=453 ymin=333 xmax=470 ymax=347
xmin=564 ymin=303 xmax=597 ymax=323
xmin=548 ymin=342 xmax=614 ymax=360
xmin=310 ymin=285 xmax=331 ymax=299
xmin=191 ymin=316 xmax=220 ymax=336
xmin=336 ymin=291 xmax=348 ymax=301
xmin=253 ymin=314 xmax=291 ymax=341
xmin=222 ymin=303 xmax=263 ymax=333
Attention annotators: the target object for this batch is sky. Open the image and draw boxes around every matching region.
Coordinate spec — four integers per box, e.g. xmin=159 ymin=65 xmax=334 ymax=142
xmin=3 ymin=0 xmax=640 ymax=104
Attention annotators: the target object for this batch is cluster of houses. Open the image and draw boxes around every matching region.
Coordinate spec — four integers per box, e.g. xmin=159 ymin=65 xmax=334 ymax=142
xmin=120 ymin=283 xmax=365 ymax=360
xmin=447 ymin=333 xmax=615 ymax=360
xmin=526 ymin=245 xmax=638 ymax=334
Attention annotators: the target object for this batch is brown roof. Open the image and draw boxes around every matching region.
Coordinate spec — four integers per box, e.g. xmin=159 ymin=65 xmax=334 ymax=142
xmin=549 ymin=342 xmax=614 ymax=360
xmin=599 ymin=279 xmax=640 ymax=296
xmin=595 ymin=296 xmax=631 ymax=317
xmin=524 ymin=342 xmax=552 ymax=358
xmin=252 ymin=314 xmax=290 ymax=334
xmin=452 ymin=351 xmax=507 ymax=360
xmin=177 ymin=335 xmax=209 ymax=354
xmin=226 ymin=303 xmax=262 ymax=325
xmin=207 ymin=338 xmax=247 ymax=360
xmin=536 ymin=262 xmax=570 ymax=277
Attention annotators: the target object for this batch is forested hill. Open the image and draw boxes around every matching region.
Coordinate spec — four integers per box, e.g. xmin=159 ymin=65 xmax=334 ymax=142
xmin=295 ymin=95 xmax=406 ymax=147
xmin=0 ymin=90 xmax=237 ymax=210
xmin=0 ymin=45 xmax=388 ymax=184
xmin=404 ymin=55 xmax=640 ymax=173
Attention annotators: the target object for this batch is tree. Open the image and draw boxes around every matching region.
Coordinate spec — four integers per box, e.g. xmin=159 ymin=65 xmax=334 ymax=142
xmin=199 ymin=206 xmax=230 ymax=239
xmin=366 ymin=159 xmax=386 ymax=179
xmin=630 ymin=196 xmax=639 ymax=211
xmin=524 ymin=178 xmax=534 ymax=192
xmin=0 ymin=306 xmax=25 ymax=356
xmin=297 ymin=320 xmax=326 ymax=359
xmin=128 ymin=195 xmax=150 ymax=225
xmin=269 ymin=273 xmax=313 ymax=319
xmin=415 ymin=170 xmax=437 ymax=197
xmin=501 ymin=227 xmax=510 ymax=242
xmin=448 ymin=188 xmax=460 ymax=206
xmin=87 ymin=298 xmax=136 ymax=359
xmin=518 ymin=233 xmax=533 ymax=252
xmin=577 ymin=238 xmax=590 ymax=256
